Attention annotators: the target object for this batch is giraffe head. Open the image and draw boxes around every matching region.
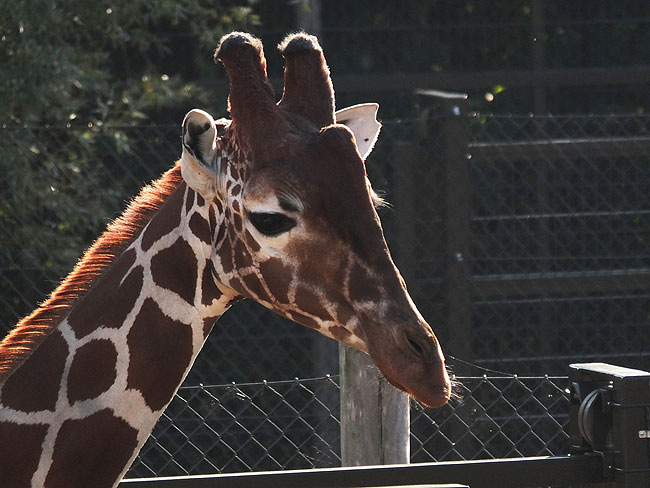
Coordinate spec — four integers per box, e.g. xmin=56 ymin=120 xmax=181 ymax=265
xmin=180 ymin=32 xmax=450 ymax=407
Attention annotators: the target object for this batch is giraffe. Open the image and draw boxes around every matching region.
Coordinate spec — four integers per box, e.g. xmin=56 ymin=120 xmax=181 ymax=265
xmin=0 ymin=32 xmax=451 ymax=487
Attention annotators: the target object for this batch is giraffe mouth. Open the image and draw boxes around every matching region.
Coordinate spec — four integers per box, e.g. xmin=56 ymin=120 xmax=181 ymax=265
xmin=381 ymin=362 xmax=452 ymax=408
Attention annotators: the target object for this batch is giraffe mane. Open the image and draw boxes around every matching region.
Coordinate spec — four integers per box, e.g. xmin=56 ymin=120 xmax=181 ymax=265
xmin=0 ymin=162 xmax=184 ymax=381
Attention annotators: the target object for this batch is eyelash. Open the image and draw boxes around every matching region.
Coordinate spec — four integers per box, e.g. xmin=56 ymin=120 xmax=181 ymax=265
xmin=248 ymin=212 xmax=297 ymax=237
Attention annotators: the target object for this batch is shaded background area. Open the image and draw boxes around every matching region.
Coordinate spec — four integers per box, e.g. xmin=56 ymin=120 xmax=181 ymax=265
xmin=1 ymin=0 xmax=649 ymax=476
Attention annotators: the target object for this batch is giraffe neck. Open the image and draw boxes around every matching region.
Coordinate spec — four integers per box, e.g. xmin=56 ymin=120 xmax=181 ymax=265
xmin=0 ymin=167 xmax=238 ymax=488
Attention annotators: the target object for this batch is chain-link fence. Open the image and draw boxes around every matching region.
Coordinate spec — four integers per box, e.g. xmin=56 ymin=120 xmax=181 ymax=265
xmin=4 ymin=112 xmax=648 ymax=381
xmin=1 ymin=109 xmax=649 ymax=476
xmin=376 ymin=102 xmax=650 ymax=377
xmin=126 ymin=374 xmax=569 ymax=478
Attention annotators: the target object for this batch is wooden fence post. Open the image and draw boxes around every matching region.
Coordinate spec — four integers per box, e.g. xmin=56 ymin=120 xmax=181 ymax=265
xmin=339 ymin=344 xmax=409 ymax=466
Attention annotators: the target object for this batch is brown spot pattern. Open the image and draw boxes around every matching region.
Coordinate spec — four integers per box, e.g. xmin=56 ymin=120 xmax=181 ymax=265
xmin=242 ymin=273 xmax=268 ymax=300
xmin=329 ymin=325 xmax=352 ymax=342
xmin=233 ymin=240 xmax=252 ymax=270
xmin=69 ymin=249 xmax=144 ymax=338
xmin=140 ymin=189 xmax=184 ymax=252
xmin=258 ymin=258 xmax=292 ymax=304
xmin=336 ymin=304 xmax=355 ymax=327
xmin=228 ymin=276 xmax=244 ymax=295
xmin=185 ymin=188 xmax=195 ymax=214
xmin=289 ymin=311 xmax=320 ymax=330
xmin=1 ymin=330 xmax=68 ymax=412
xmin=219 ymin=237 xmax=234 ymax=274
xmin=67 ymin=339 xmax=118 ymax=404
xmin=150 ymin=238 xmax=197 ymax=305
xmin=189 ymin=212 xmax=211 ymax=245
xmin=245 ymin=230 xmax=261 ymax=252
xmin=294 ymin=287 xmax=332 ymax=322
xmin=347 ymin=262 xmax=381 ymax=303
xmin=0 ymin=421 xmax=48 ymax=487
xmin=215 ymin=222 xmax=226 ymax=246
xmin=202 ymin=317 xmax=217 ymax=338
xmin=45 ymin=409 xmax=138 ymax=488
xmin=127 ymin=298 xmax=193 ymax=411
xmin=233 ymin=212 xmax=243 ymax=232
xmin=201 ymin=260 xmax=222 ymax=306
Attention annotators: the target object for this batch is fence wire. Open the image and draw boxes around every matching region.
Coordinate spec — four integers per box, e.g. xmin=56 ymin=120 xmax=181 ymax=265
xmin=1 ymin=112 xmax=649 ymax=476
xmin=126 ymin=375 xmax=569 ymax=478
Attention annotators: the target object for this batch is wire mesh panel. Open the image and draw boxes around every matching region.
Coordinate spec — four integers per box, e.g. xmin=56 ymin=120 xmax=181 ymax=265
xmin=465 ymin=114 xmax=650 ymax=375
xmin=0 ymin=123 xmax=338 ymax=383
xmin=0 ymin=123 xmax=179 ymax=335
xmin=128 ymin=376 xmax=342 ymax=478
xmin=1 ymin=113 xmax=648 ymax=478
xmin=370 ymin=110 xmax=650 ymax=377
xmin=2 ymin=115 xmax=648 ymax=379
xmin=125 ymin=375 xmax=570 ymax=478
xmin=411 ymin=376 xmax=569 ymax=462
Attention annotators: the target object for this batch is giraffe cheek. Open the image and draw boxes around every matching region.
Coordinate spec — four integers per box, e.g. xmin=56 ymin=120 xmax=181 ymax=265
xmin=242 ymin=273 xmax=269 ymax=301
xmin=346 ymin=261 xmax=382 ymax=304
xmin=293 ymin=287 xmax=333 ymax=323
xmin=258 ymin=257 xmax=292 ymax=304
xmin=233 ymin=239 xmax=253 ymax=270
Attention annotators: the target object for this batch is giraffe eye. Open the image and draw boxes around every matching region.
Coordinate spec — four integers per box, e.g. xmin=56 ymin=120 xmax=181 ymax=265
xmin=248 ymin=212 xmax=297 ymax=237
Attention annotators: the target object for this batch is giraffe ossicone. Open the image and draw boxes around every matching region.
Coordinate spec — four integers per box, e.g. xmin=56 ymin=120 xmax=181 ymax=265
xmin=0 ymin=31 xmax=450 ymax=488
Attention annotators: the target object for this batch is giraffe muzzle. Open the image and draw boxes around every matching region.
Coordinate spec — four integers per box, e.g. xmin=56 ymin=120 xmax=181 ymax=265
xmin=361 ymin=319 xmax=451 ymax=408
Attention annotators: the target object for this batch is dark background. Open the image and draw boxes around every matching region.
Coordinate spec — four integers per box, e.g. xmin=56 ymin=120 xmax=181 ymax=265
xmin=1 ymin=0 xmax=649 ymax=383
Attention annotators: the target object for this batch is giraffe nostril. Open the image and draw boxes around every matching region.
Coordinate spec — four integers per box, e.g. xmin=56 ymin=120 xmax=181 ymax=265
xmin=403 ymin=330 xmax=425 ymax=358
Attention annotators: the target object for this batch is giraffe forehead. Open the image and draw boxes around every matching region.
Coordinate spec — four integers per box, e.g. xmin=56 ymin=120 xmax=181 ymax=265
xmin=240 ymin=141 xmax=369 ymax=214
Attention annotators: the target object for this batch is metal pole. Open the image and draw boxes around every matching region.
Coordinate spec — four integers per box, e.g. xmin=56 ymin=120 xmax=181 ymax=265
xmin=531 ymin=0 xmax=547 ymax=114
xmin=415 ymin=90 xmax=471 ymax=376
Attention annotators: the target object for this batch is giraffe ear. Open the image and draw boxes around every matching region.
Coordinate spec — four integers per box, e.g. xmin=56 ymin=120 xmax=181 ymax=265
xmin=335 ymin=103 xmax=381 ymax=160
xmin=181 ymin=109 xmax=222 ymax=198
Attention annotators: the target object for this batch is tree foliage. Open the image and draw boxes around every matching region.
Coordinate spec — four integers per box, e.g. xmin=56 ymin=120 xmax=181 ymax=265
xmin=0 ymin=0 xmax=258 ymax=329
xmin=1 ymin=0 xmax=259 ymax=125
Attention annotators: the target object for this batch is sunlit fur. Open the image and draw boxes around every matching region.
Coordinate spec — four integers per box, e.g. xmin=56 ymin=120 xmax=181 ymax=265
xmin=0 ymin=164 xmax=183 ymax=380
